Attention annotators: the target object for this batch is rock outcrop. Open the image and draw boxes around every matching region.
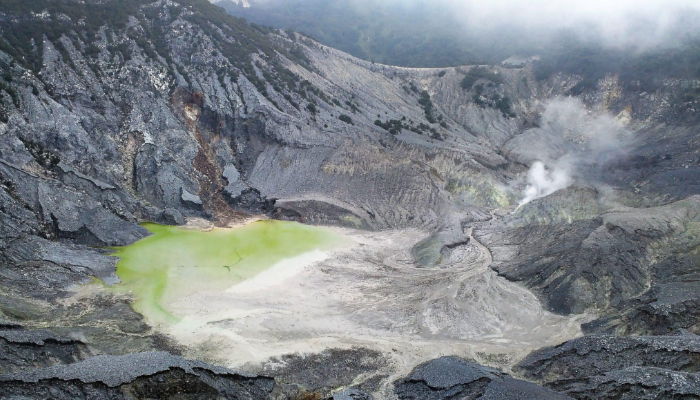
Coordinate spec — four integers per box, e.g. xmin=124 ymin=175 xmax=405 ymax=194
xmin=394 ymin=356 xmax=572 ymax=399
xmin=516 ymin=333 xmax=700 ymax=400
xmin=475 ymin=193 xmax=700 ymax=335
xmin=0 ymin=351 xmax=275 ymax=400
xmin=0 ymin=328 xmax=93 ymax=374
xmin=0 ymin=0 xmax=699 ymax=398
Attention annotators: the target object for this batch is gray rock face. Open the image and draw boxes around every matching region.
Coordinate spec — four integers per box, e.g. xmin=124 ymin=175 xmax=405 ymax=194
xmin=0 ymin=329 xmax=93 ymax=374
xmin=517 ymin=334 xmax=700 ymax=380
xmin=180 ymin=188 xmax=204 ymax=210
xmin=552 ymin=367 xmax=700 ymax=400
xmin=474 ymin=193 xmax=700 ymax=335
xmin=158 ymin=208 xmax=185 ymax=226
xmin=222 ymin=163 xmax=247 ymax=198
xmin=0 ymin=351 xmax=275 ymax=400
xmin=0 ymin=0 xmax=526 ymax=236
xmin=334 ymin=388 xmax=375 ymax=400
xmin=0 ymin=161 xmax=148 ymax=247
xmin=0 ymin=0 xmax=699 ymax=397
xmin=515 ymin=334 xmax=700 ymax=400
xmin=394 ymin=356 xmax=572 ymax=400
xmin=260 ymin=347 xmax=389 ymax=398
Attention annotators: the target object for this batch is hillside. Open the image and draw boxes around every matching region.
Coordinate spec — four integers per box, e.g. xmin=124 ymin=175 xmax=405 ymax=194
xmin=0 ymin=0 xmax=700 ymax=398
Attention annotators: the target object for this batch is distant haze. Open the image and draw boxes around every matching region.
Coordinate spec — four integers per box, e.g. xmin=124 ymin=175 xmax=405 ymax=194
xmin=239 ymin=0 xmax=700 ymax=50
xmin=445 ymin=0 xmax=700 ymax=50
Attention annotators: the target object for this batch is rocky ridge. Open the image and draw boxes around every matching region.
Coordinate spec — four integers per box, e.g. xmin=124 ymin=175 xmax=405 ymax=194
xmin=0 ymin=0 xmax=699 ymax=398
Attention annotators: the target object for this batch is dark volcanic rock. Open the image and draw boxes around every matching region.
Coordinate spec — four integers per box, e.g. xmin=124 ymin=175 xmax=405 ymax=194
xmin=180 ymin=188 xmax=204 ymax=211
xmin=549 ymin=367 xmax=700 ymax=400
xmin=273 ymin=197 xmax=376 ymax=229
xmin=0 ymin=329 xmax=93 ymax=374
xmin=516 ymin=334 xmax=700 ymax=400
xmin=158 ymin=207 xmax=185 ymax=226
xmin=394 ymin=356 xmax=572 ymax=400
xmin=226 ymin=187 xmax=276 ymax=213
xmin=0 ymin=161 xmax=149 ymax=247
xmin=261 ymin=347 xmax=389 ymax=398
xmin=0 ymin=0 xmax=699 ymax=396
xmin=0 ymin=351 xmax=275 ymax=400
xmin=333 ymin=388 xmax=375 ymax=400
xmin=589 ymin=253 xmax=700 ymax=335
xmin=517 ymin=334 xmax=700 ymax=381
xmin=475 ymin=194 xmax=700 ymax=335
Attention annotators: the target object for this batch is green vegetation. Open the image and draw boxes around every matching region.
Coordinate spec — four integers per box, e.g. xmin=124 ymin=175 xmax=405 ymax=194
xmin=4 ymin=0 xmax=697 ymax=122
xmin=418 ymin=90 xmax=437 ymax=123
xmin=216 ymin=0 xmax=700 ymax=116
xmin=19 ymin=138 xmax=61 ymax=169
xmin=495 ymin=96 xmax=515 ymax=118
xmin=338 ymin=114 xmax=353 ymax=125
xmin=344 ymin=100 xmax=360 ymax=113
xmin=374 ymin=116 xmax=443 ymax=140
xmin=469 ymin=81 xmax=515 ymax=118
xmin=0 ymin=0 xmax=328 ymax=110
xmin=218 ymin=0 xmax=537 ymax=67
xmin=461 ymin=67 xmax=504 ymax=90
xmin=533 ymin=36 xmax=700 ymax=96
xmin=0 ymin=0 xmax=152 ymax=72
xmin=471 ymin=84 xmax=485 ymax=107
xmin=110 ymin=221 xmax=348 ymax=325
xmin=0 ymin=68 xmax=21 ymax=111
xmin=374 ymin=118 xmax=407 ymax=135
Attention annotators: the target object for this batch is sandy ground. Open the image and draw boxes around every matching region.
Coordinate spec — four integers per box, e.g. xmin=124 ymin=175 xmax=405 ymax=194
xmin=163 ymin=226 xmax=591 ymax=390
xmin=182 ymin=216 xmax=267 ymax=231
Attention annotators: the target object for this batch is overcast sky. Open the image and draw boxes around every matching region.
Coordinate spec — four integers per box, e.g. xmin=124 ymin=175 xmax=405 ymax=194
xmin=445 ymin=0 xmax=700 ymax=49
xmin=284 ymin=0 xmax=699 ymax=50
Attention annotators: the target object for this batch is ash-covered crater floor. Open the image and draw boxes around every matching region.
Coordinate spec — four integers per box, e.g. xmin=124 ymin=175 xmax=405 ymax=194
xmin=1 ymin=0 xmax=699 ymax=398
xmin=118 ymin=219 xmax=589 ymax=395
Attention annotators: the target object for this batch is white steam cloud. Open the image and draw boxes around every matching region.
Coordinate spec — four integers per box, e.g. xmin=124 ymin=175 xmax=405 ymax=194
xmin=448 ymin=0 xmax=700 ymax=50
xmin=511 ymin=97 xmax=632 ymax=209
xmin=516 ymin=161 xmax=570 ymax=211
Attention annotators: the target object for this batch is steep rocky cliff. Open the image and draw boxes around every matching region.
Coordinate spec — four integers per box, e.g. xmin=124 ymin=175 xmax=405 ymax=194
xmin=1 ymin=0 xmax=699 ymax=398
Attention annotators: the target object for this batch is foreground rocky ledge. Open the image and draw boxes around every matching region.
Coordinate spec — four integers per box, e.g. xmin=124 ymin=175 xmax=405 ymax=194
xmin=0 ymin=347 xmax=570 ymax=399
xmin=516 ymin=333 xmax=700 ymax=400
xmin=1 ymin=0 xmax=699 ymax=398
xmin=394 ymin=356 xmax=572 ymax=400
xmin=0 ymin=351 xmax=275 ymax=400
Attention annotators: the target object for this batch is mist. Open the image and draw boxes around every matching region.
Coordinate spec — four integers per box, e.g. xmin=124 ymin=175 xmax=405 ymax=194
xmin=446 ymin=0 xmax=700 ymax=50
xmin=513 ymin=97 xmax=632 ymax=209
xmin=516 ymin=162 xmax=570 ymax=210
xmin=246 ymin=0 xmax=700 ymax=51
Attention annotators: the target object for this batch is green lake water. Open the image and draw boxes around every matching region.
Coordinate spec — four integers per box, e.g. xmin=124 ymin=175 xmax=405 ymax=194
xmin=109 ymin=220 xmax=348 ymax=325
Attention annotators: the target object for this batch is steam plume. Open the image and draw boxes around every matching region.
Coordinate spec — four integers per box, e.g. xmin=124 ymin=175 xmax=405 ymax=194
xmin=512 ymin=97 xmax=632 ymax=210
xmin=516 ymin=162 xmax=570 ymax=211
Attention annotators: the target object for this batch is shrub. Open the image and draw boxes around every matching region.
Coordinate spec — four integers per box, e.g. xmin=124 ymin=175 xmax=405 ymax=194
xmin=345 ymin=100 xmax=359 ymax=113
xmin=495 ymin=95 xmax=515 ymax=118
xmin=418 ymin=91 xmax=437 ymax=123
xmin=338 ymin=114 xmax=353 ymax=124
xmin=461 ymin=67 xmax=503 ymax=90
